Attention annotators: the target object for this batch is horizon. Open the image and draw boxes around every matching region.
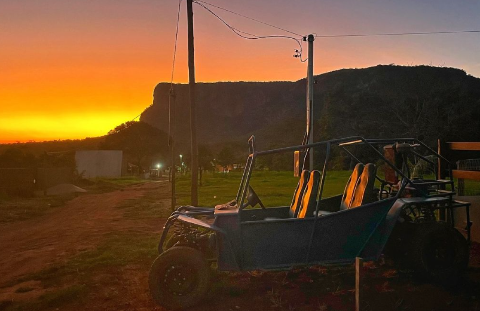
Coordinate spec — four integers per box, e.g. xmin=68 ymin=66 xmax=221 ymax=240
xmin=1 ymin=0 xmax=479 ymax=143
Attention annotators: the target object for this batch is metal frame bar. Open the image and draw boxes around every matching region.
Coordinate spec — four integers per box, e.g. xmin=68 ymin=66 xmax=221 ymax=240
xmin=236 ymin=136 xmax=456 ymax=211
xmin=306 ymin=142 xmax=331 ymax=262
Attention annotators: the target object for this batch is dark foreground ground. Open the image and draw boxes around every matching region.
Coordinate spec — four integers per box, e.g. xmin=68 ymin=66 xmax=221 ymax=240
xmin=0 ymin=180 xmax=479 ymax=311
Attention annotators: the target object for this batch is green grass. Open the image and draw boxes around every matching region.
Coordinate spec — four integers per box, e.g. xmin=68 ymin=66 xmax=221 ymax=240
xmin=117 ymin=185 xmax=172 ymax=219
xmin=175 ymin=170 xmax=480 ymax=208
xmin=175 ymin=170 xmax=352 ymax=207
xmin=456 ymin=178 xmax=480 ymax=196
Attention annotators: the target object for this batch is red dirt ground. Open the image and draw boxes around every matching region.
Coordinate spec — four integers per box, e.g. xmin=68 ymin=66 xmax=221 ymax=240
xmin=1 ymin=181 xmax=480 ymax=311
xmin=0 ymin=182 xmax=163 ymax=287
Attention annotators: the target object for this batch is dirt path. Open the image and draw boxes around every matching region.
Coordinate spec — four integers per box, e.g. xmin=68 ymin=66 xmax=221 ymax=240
xmin=0 ymin=181 xmax=167 ymax=287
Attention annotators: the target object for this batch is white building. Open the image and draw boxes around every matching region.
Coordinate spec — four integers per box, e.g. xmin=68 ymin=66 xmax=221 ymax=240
xmin=75 ymin=150 xmax=123 ymax=178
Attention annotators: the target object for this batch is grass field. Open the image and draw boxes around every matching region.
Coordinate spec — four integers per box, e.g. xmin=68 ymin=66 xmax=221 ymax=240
xmin=175 ymin=170 xmax=352 ymax=207
xmin=175 ymin=170 xmax=480 ymax=207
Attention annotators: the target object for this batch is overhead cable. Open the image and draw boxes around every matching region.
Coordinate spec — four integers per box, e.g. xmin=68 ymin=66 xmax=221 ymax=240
xmin=194 ymin=1 xmax=307 ymax=62
xmin=315 ymin=30 xmax=480 ymax=38
xmin=194 ymin=0 xmax=303 ymax=37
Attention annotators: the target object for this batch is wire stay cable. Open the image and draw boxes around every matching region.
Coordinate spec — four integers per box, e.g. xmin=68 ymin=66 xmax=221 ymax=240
xmin=168 ymin=0 xmax=182 ymax=142
xmin=129 ymin=0 xmax=183 ymax=124
xmin=170 ymin=0 xmax=182 ymax=87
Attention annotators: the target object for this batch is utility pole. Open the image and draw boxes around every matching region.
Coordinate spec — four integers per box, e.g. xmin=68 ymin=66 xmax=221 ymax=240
xmin=169 ymin=87 xmax=176 ymax=211
xmin=187 ymin=0 xmax=199 ymax=206
xmin=306 ymin=34 xmax=315 ymax=170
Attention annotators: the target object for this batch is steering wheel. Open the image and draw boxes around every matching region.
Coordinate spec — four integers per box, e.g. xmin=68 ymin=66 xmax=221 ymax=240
xmin=243 ymin=186 xmax=265 ymax=209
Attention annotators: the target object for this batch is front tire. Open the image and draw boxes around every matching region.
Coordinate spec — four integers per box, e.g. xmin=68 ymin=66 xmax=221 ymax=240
xmin=149 ymin=246 xmax=210 ymax=309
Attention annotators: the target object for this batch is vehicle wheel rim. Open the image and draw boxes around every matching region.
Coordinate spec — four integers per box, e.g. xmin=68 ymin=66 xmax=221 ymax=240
xmin=163 ymin=264 xmax=196 ymax=296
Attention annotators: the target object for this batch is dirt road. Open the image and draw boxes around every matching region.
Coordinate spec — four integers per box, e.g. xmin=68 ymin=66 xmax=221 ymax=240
xmin=0 ymin=181 xmax=167 ymax=287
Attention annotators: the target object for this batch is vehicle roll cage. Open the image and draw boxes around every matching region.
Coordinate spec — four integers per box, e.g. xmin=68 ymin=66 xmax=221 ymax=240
xmin=236 ymin=136 xmax=453 ymax=211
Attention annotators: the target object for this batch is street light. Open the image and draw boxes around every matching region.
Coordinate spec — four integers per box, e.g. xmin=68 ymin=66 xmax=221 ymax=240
xmin=179 ymin=154 xmax=183 ymax=174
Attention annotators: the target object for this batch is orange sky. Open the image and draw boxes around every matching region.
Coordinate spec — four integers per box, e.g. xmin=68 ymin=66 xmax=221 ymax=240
xmin=1 ymin=0 xmax=479 ymax=143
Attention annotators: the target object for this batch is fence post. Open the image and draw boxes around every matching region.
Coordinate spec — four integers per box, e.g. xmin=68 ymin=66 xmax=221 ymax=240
xmin=355 ymin=257 xmax=363 ymax=311
xmin=457 ymin=178 xmax=465 ymax=196
xmin=437 ymin=139 xmax=447 ymax=221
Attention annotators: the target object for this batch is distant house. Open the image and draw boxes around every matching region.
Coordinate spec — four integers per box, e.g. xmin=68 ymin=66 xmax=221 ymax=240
xmin=75 ymin=150 xmax=123 ymax=178
xmin=215 ymin=163 xmax=243 ymax=173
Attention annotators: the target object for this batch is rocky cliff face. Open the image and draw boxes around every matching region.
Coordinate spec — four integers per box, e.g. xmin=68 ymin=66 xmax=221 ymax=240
xmin=141 ymin=65 xmax=480 ymax=151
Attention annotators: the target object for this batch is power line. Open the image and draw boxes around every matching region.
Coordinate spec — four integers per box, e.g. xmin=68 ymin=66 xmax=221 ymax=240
xmin=194 ymin=0 xmax=303 ymax=37
xmin=315 ymin=30 xmax=480 ymax=38
xmin=194 ymin=0 xmax=480 ymax=41
xmin=194 ymin=1 xmax=307 ymax=62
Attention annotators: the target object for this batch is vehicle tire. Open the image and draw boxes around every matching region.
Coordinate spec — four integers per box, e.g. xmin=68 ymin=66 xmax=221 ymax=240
xmin=149 ymin=246 xmax=210 ymax=310
xmin=408 ymin=223 xmax=469 ymax=285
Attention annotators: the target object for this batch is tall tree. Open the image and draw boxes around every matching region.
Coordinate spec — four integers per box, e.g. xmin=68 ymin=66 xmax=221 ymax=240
xmin=101 ymin=121 xmax=168 ymax=174
xmin=216 ymin=146 xmax=236 ymax=169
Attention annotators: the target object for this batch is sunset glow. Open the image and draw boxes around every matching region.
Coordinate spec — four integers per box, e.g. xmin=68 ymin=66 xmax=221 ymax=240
xmin=1 ymin=0 xmax=479 ymax=143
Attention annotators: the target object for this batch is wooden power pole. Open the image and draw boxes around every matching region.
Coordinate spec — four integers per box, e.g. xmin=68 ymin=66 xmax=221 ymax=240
xmin=187 ymin=0 xmax=199 ymax=206
xmin=306 ymin=34 xmax=314 ymax=171
xmin=169 ymin=87 xmax=176 ymax=211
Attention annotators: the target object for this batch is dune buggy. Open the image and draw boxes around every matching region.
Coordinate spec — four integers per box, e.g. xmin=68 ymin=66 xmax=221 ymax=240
xmin=149 ymin=136 xmax=472 ymax=309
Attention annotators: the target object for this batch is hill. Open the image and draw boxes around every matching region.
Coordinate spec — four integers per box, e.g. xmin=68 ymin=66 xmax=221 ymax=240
xmin=140 ymin=65 xmax=480 ymax=151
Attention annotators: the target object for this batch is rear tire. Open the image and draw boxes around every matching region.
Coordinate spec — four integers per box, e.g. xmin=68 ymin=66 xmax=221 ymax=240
xmin=149 ymin=246 xmax=210 ymax=310
xmin=409 ymin=223 xmax=469 ymax=285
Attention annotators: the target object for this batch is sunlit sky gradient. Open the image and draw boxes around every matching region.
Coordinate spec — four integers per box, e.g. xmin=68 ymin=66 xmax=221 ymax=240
xmin=1 ymin=0 xmax=479 ymax=143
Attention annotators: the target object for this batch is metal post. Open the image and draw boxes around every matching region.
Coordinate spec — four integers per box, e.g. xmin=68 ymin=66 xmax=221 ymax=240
xmin=306 ymin=34 xmax=315 ymax=170
xmin=187 ymin=0 xmax=199 ymax=206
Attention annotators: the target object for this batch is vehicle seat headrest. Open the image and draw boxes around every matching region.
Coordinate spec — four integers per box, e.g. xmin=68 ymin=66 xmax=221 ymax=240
xmin=350 ymin=163 xmax=377 ymax=208
xmin=289 ymin=170 xmax=310 ymax=217
xmin=340 ymin=163 xmax=364 ymax=210
xmin=297 ymin=170 xmax=321 ymax=218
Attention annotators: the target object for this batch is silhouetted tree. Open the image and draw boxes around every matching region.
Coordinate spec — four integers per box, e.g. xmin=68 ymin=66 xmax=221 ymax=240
xmin=101 ymin=121 xmax=168 ymax=174
xmin=0 ymin=148 xmax=37 ymax=168
xmin=216 ymin=146 xmax=236 ymax=169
